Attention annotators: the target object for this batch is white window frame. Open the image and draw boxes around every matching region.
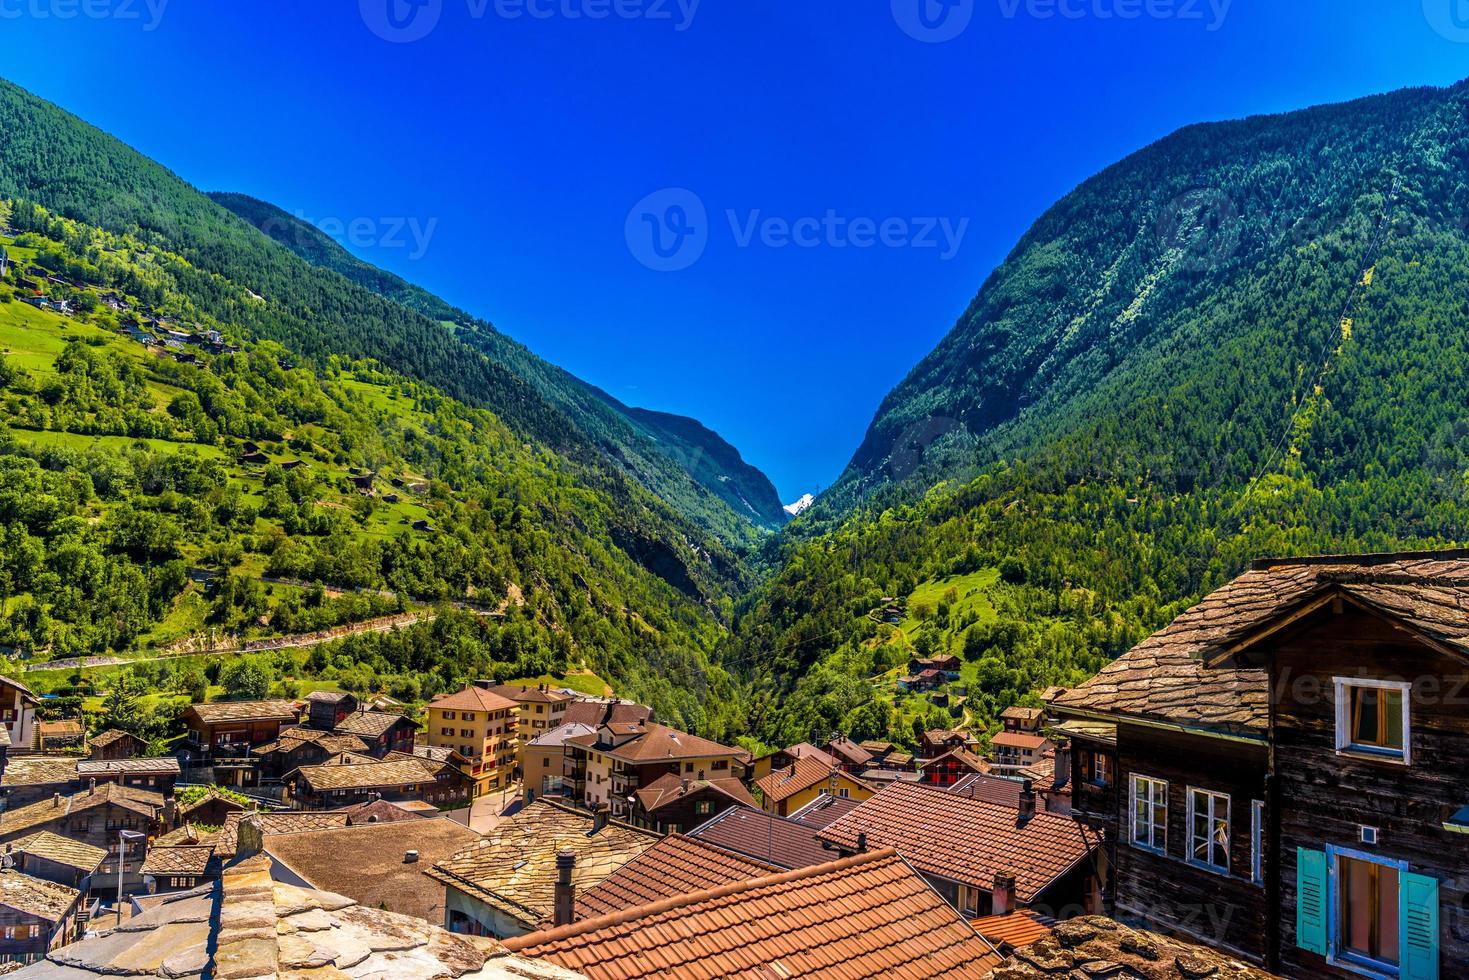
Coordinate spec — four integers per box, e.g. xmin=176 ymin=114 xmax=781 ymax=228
xmin=1334 ymin=677 xmax=1412 ymax=766
xmin=1129 ymin=774 xmax=1168 ymax=854
xmin=1251 ymin=799 xmax=1265 ymax=885
xmin=1186 ymin=787 xmax=1231 ymax=875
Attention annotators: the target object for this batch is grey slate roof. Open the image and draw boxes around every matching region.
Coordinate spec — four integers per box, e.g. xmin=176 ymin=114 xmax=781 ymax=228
xmin=1049 ymin=552 xmax=1469 ymax=737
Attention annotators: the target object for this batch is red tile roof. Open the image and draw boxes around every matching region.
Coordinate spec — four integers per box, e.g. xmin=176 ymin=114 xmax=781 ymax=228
xmin=990 ymin=732 xmax=1050 ymax=751
xmin=686 ymin=806 xmax=832 ymax=870
xmin=947 ymin=774 xmax=1027 ymax=808
xmin=816 ymin=781 xmax=1099 ymax=902
xmin=505 ymin=849 xmax=1003 ymax=979
xmin=561 ymin=702 xmax=652 ymax=728
xmin=428 ymin=686 xmax=519 ymax=713
xmin=754 ymin=755 xmax=870 ymax=805
xmin=568 ymin=722 xmax=740 ymax=763
xmin=632 ymin=772 xmax=755 ymax=813
xmin=786 ymin=794 xmax=863 ymax=829
xmin=970 ymin=909 xmax=1056 ymax=951
xmin=573 ymin=834 xmax=778 ymax=921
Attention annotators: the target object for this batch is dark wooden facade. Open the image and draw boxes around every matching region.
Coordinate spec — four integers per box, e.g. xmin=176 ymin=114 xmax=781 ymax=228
xmin=628 ymin=785 xmax=744 ymax=834
xmin=1261 ymin=604 xmax=1469 ymax=978
xmin=1110 ymin=725 xmax=1269 ymax=962
xmin=1066 ymin=733 xmax=1119 ymax=835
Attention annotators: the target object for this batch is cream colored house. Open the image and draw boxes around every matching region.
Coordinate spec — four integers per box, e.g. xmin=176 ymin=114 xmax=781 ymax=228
xmin=424 ymin=686 xmax=519 ymax=796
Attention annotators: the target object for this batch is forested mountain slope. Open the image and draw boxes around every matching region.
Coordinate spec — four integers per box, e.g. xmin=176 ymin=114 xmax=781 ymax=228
xmin=0 ymin=79 xmax=779 ymax=558
xmin=209 ymin=192 xmax=788 ymax=536
xmin=726 ymin=80 xmax=1469 ymax=748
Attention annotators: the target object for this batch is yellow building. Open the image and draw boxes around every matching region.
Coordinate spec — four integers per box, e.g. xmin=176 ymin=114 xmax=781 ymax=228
xmin=425 ymin=686 xmax=520 ymax=796
xmin=482 ymin=684 xmax=572 ymax=741
xmin=754 ymin=755 xmax=876 ymax=817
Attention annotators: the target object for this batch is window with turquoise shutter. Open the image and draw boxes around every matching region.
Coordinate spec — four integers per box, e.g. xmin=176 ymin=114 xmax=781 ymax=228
xmin=1400 ymin=871 xmax=1439 ymax=980
xmin=1297 ymin=847 xmax=1328 ymax=955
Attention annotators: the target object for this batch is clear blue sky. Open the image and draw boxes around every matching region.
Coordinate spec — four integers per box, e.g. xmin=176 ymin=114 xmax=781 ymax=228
xmin=1 ymin=2 xmax=1466 ymax=499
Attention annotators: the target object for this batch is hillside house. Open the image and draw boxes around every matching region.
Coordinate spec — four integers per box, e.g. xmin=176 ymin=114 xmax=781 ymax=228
xmin=4 ymin=833 xmax=106 ymax=893
xmin=990 ymin=731 xmax=1051 ymax=772
xmin=87 ymin=730 xmax=146 ymax=762
xmin=0 ymin=678 xmax=38 ymax=753
xmin=564 ymin=722 xmax=742 ymax=821
xmin=627 ymin=773 xmax=757 ymax=833
xmin=1050 ymin=549 xmax=1469 ymax=977
xmin=75 ymin=759 xmax=178 ymax=797
xmin=748 ymin=742 xmax=836 ymax=783
xmin=909 ymin=655 xmax=962 ymax=679
xmin=283 ymin=752 xmax=468 ymax=810
xmin=476 ymin=683 xmax=572 ymax=741
xmin=0 ymin=870 xmax=83 ymax=965
xmin=0 ymin=785 xmax=165 ymax=894
xmin=521 ymin=722 xmax=596 ymax=805
xmin=252 ymin=727 xmax=370 ymax=781
xmin=1000 ymin=705 xmax=1046 ymax=734
xmin=920 ymin=747 xmax=990 ymax=788
xmin=424 ymin=686 xmax=519 ymax=796
xmin=331 ymin=708 xmax=417 ymax=757
xmin=181 ymin=700 xmax=301 ymax=761
xmin=754 ymin=755 xmax=876 ymax=817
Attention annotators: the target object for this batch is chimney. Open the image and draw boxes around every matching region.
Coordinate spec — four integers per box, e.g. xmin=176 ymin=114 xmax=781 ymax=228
xmin=856 ymin=832 xmax=868 ymax=854
xmin=89 ymin=779 xmax=96 ymax=795
xmin=404 ymin=850 xmax=420 ymax=864
xmin=163 ymin=796 xmax=177 ymax=826
xmin=52 ymin=793 xmax=61 ymax=808
xmin=236 ymin=813 xmax=266 ymax=860
xmin=1018 ymin=780 xmax=1036 ymax=824
xmin=592 ymin=806 xmax=610 ymax=834
xmin=992 ymin=872 xmax=1018 ymax=916
xmin=1053 ymin=740 xmax=1072 ymax=789
xmin=553 ymin=849 xmax=576 ymax=927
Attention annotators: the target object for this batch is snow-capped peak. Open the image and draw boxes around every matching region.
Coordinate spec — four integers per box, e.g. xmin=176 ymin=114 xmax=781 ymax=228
xmin=783 ymin=493 xmax=816 ymax=517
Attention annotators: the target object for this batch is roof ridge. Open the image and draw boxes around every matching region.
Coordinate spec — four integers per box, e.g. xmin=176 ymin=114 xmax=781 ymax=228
xmin=1251 ymin=547 xmax=1469 ymax=570
xmin=502 ymin=848 xmax=900 ymax=952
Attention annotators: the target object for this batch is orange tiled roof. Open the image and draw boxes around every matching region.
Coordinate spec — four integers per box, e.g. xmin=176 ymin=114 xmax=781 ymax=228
xmin=573 ymin=834 xmax=777 ymax=921
xmin=990 ymin=732 xmax=1049 ymax=751
xmin=816 ymin=781 xmax=1099 ymax=902
xmin=686 ymin=806 xmax=832 ymax=871
xmin=632 ymin=772 xmax=755 ymax=813
xmin=970 ymin=909 xmax=1056 ymax=951
xmin=754 ymin=755 xmax=869 ymax=805
xmin=428 ymin=686 xmax=519 ymax=713
xmin=505 ymin=849 xmax=1002 ymax=978
xmin=568 ymin=722 xmax=740 ymax=764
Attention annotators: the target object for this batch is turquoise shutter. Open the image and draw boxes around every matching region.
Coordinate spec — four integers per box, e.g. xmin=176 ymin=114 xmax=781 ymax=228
xmin=1401 ymin=871 xmax=1440 ymax=980
xmin=1295 ymin=848 xmax=1328 ymax=955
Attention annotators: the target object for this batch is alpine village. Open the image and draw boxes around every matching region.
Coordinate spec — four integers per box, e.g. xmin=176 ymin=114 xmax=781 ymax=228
xmin=0 ymin=31 xmax=1468 ymax=980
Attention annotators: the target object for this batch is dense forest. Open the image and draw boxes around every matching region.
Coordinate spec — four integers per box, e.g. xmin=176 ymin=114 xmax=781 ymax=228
xmin=723 ymin=80 xmax=1469 ymax=748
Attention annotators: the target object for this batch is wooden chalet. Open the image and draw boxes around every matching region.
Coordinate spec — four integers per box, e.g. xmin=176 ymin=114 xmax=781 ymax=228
xmin=181 ymin=700 xmax=301 ymax=761
xmin=86 ymin=729 xmax=146 ymax=761
xmin=0 ymin=785 xmax=164 ymax=894
xmin=626 ymin=773 xmax=757 ymax=833
xmin=1050 ymin=550 xmax=1469 ymax=978
xmin=0 ymin=869 xmax=84 ymax=965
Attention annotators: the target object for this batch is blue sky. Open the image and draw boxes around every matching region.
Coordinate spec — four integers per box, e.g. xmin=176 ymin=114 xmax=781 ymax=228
xmin=2 ymin=2 xmax=1467 ymax=499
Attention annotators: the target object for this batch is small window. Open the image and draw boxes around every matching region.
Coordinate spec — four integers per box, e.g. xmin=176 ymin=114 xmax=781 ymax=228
xmin=1251 ymin=800 xmax=1264 ymax=884
xmin=1090 ymin=752 xmax=1112 ymax=787
xmin=1335 ymin=679 xmax=1411 ymax=763
xmin=1187 ymin=788 xmax=1230 ymax=874
xmin=1129 ymin=775 xmax=1168 ymax=853
xmin=695 ymin=801 xmax=711 ymax=815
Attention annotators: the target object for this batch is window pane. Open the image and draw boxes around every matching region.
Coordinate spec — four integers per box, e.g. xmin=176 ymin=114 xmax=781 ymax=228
xmin=1353 ymin=688 xmax=1382 ymax=745
xmin=1339 ymin=856 xmax=1401 ymax=967
xmin=1382 ymin=690 xmax=1404 ymax=750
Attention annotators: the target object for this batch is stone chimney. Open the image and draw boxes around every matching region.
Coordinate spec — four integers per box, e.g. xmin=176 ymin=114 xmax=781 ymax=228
xmin=553 ymin=849 xmax=576 ymax=927
xmin=1018 ymin=779 xmax=1036 ymax=824
xmin=1053 ymin=740 xmax=1071 ymax=789
xmin=592 ymin=806 xmax=610 ymax=834
xmin=163 ymin=795 xmax=177 ymax=826
xmin=52 ymin=793 xmax=61 ymax=808
xmin=856 ymin=832 xmax=868 ymax=854
xmin=992 ymin=872 xmax=1018 ymax=916
xmin=88 ymin=778 xmax=96 ymax=795
xmin=236 ymin=813 xmax=266 ymax=860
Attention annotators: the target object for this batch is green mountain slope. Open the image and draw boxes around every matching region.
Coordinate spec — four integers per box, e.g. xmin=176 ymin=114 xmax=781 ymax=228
xmin=208 ymin=192 xmax=788 ymax=535
xmin=727 ymin=80 xmax=1469 ymax=748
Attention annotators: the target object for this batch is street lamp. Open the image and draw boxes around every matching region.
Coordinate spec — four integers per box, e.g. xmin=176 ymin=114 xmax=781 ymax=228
xmin=116 ymin=830 xmax=145 ymax=925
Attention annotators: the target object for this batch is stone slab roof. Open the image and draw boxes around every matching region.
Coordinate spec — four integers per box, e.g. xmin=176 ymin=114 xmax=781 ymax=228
xmin=334 ymin=709 xmax=412 ymax=738
xmin=985 ymin=916 xmax=1275 ymax=978
xmin=263 ymin=819 xmax=481 ymax=923
xmin=185 ymin=699 xmax=301 ymax=725
xmin=573 ymin=834 xmax=778 ymax=922
xmin=7 ymin=832 xmax=107 ymax=873
xmin=1049 ymin=552 xmax=1469 ymax=737
xmin=685 ymin=806 xmax=833 ymax=871
xmin=427 ymin=801 xmax=659 ymax=930
xmin=13 ymin=847 xmax=583 ymax=980
xmin=0 ymin=870 xmax=78 ymax=923
xmin=139 ymin=846 xmax=215 ymax=877
xmin=0 ymin=784 xmax=163 ymax=839
xmin=89 ymin=729 xmax=145 ymax=750
xmin=1 ymin=755 xmax=79 ymax=789
xmin=77 ymin=758 xmax=180 ymax=777
xmin=292 ymin=755 xmax=442 ymax=791
xmin=817 ymin=782 xmax=1099 ymax=902
xmin=505 ymin=849 xmax=1002 ymax=979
